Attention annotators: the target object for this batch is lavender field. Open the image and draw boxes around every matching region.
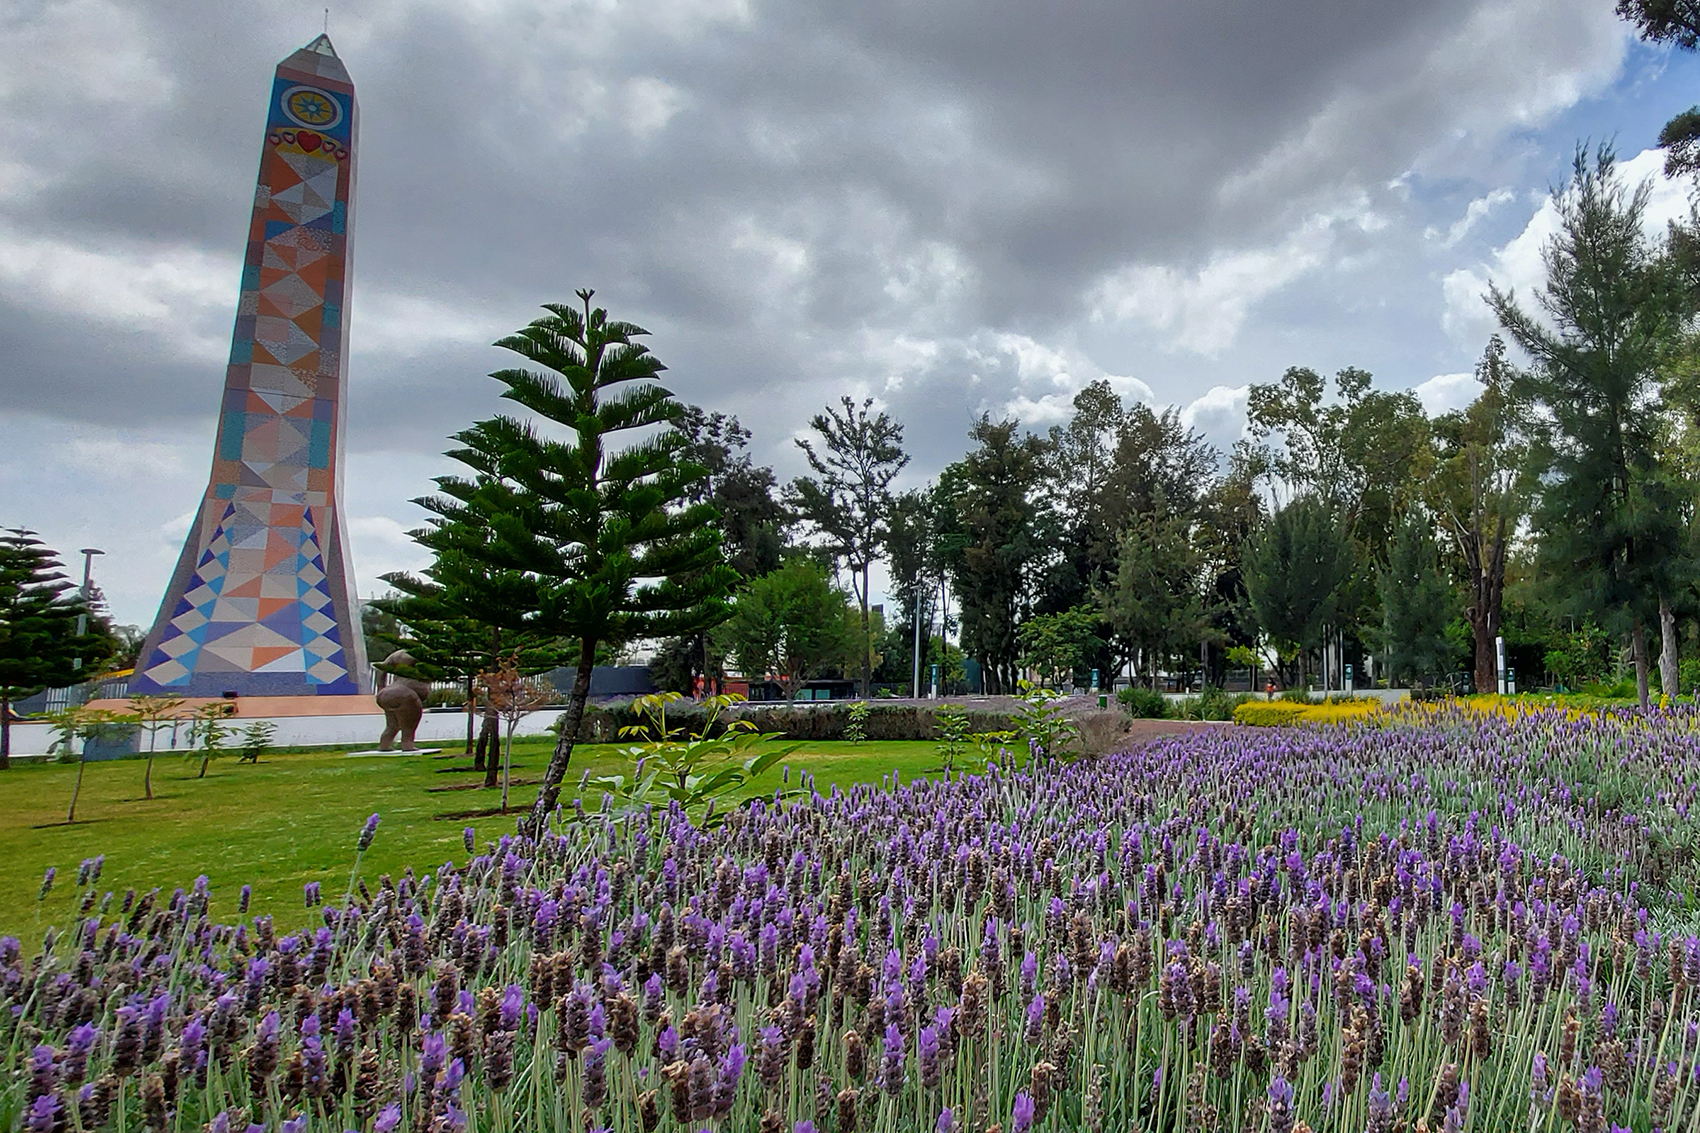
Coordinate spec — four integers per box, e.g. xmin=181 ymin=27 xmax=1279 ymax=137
xmin=6 ymin=704 xmax=1700 ymax=1132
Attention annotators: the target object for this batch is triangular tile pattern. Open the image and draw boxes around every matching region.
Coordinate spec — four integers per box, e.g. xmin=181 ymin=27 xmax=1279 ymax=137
xmin=130 ymin=39 xmax=365 ymax=698
xmin=137 ymin=502 xmax=352 ymax=690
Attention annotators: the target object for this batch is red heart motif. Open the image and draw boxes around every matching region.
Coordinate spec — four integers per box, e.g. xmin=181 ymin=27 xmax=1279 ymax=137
xmin=298 ymin=132 xmax=321 ymax=152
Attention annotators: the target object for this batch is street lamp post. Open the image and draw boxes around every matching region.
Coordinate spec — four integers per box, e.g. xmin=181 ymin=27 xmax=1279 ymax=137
xmin=72 ymin=548 xmax=104 ymax=672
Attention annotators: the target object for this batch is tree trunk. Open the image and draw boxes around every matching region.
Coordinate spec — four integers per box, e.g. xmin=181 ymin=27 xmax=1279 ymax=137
xmin=464 ymin=676 xmax=476 ymax=755
xmin=1473 ymin=618 xmax=1496 ymax=697
xmin=527 ymin=636 xmax=597 ymax=835
xmin=702 ymin=632 xmax=712 ymax=699
xmin=1633 ymin=618 xmax=1651 ymax=709
xmin=1463 ymin=510 xmax=1507 ymax=697
xmin=67 ymin=755 xmax=86 ymax=823
xmin=480 ymin=708 xmax=501 ymax=789
xmin=1659 ymin=593 xmax=1680 ymax=698
xmin=0 ymin=692 xmax=10 ymax=771
xmin=501 ymin=723 xmax=514 ymax=812
xmin=144 ymin=731 xmax=156 ymax=800
xmin=860 ymin=563 xmax=873 ymax=699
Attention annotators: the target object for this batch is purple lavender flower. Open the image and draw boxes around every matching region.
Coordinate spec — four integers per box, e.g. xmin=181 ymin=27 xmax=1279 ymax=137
xmin=26 ymin=1093 xmax=58 ymax=1133
xmin=357 ymin=812 xmax=381 ymax=852
xmin=918 ymin=1025 xmax=941 ymax=1088
xmin=880 ymin=1022 xmax=906 ymax=1096
xmin=1011 ymin=1090 xmax=1036 ymax=1133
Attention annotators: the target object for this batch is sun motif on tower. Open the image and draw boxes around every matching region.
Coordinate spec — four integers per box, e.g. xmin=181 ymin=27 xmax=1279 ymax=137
xmin=282 ymin=85 xmax=342 ymax=129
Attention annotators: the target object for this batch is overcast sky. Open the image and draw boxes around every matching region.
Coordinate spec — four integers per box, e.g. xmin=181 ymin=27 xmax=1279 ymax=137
xmin=3 ymin=0 xmax=1698 ymax=628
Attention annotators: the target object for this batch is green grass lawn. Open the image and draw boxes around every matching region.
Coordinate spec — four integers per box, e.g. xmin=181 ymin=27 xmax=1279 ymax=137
xmin=0 ymin=737 xmax=942 ymax=939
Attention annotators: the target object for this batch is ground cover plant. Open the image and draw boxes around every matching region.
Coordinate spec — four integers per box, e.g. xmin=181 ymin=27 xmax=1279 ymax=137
xmin=6 ymin=706 xmax=1700 ymax=1130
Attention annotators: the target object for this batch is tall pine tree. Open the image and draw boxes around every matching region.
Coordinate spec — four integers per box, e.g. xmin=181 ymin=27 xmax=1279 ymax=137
xmin=0 ymin=530 xmax=107 ymax=769
xmin=1490 ymin=146 xmax=1684 ymax=707
xmin=444 ymin=292 xmax=734 ymax=832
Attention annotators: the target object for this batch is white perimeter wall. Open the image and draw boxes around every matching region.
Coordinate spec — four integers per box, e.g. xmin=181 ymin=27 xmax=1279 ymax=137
xmin=6 ymin=710 xmax=561 ymax=759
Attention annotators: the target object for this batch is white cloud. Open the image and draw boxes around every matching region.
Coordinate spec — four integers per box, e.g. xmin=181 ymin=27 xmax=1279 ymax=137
xmin=346 ymin=514 xmax=430 ymax=594
xmin=351 ymin=292 xmax=508 ymax=358
xmin=0 ymin=222 xmax=502 ymax=369
xmin=1426 ymin=188 xmax=1515 ymax=247
xmin=0 ymin=0 xmax=168 ymax=108
xmin=965 ymin=332 xmax=1152 ymax=425
xmin=0 ymin=229 xmax=234 ymax=360
xmin=1179 ymin=384 xmax=1250 ymax=454
xmin=1087 ymin=211 xmax=1347 ymax=356
xmin=622 ymin=77 xmax=688 ymax=137
xmin=1415 ymin=371 xmax=1480 ymax=415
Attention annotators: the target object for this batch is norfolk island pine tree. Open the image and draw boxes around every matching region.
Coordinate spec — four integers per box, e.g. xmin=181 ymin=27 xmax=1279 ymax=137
xmin=438 ymin=292 xmax=735 ymax=834
xmin=0 ymin=529 xmax=107 ymax=770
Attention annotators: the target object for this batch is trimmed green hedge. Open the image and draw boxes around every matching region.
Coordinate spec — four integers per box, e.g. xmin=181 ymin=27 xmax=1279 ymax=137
xmin=566 ymin=701 xmax=1022 ymax=743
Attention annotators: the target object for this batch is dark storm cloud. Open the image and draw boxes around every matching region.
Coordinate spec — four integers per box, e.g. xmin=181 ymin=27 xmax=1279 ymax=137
xmin=0 ymin=0 xmax=1627 ymax=479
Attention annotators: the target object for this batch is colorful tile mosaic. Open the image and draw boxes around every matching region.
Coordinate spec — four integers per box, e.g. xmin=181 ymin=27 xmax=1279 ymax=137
xmin=132 ymin=36 xmax=368 ymax=697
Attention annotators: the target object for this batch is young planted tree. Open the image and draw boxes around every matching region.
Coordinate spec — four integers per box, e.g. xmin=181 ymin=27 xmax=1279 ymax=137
xmin=476 ymin=655 xmax=553 ymax=813
xmin=0 ymin=529 xmax=108 ymax=770
xmin=790 ymin=396 xmax=909 ymax=697
xmin=187 ymin=701 xmax=236 ymax=779
xmin=1490 ymin=145 xmax=1685 ymax=707
xmin=48 ymin=706 xmax=133 ymax=823
xmin=443 ymin=292 xmax=735 ymax=834
xmin=127 ymin=694 xmax=186 ymax=799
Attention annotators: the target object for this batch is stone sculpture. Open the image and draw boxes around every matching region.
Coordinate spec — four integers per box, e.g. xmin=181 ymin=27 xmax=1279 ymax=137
xmin=374 ymin=650 xmax=431 ymax=751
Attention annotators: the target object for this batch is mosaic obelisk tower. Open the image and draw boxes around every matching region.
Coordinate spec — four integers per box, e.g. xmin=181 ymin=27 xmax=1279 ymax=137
xmin=132 ymin=35 xmax=368 ymax=696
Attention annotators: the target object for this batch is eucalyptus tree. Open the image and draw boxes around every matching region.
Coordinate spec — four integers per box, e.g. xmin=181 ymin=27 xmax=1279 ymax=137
xmin=1427 ymin=336 xmax=1533 ymax=695
xmin=658 ymin=408 xmax=791 ymax=695
xmin=950 ymin=417 xmax=1054 ymax=694
xmin=789 ymin=396 xmax=909 ymax=697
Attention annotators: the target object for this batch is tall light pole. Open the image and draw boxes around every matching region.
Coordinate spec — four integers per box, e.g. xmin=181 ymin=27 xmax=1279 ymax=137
xmin=912 ymin=588 xmax=923 ymax=700
xmin=72 ymin=548 xmax=104 ymax=673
